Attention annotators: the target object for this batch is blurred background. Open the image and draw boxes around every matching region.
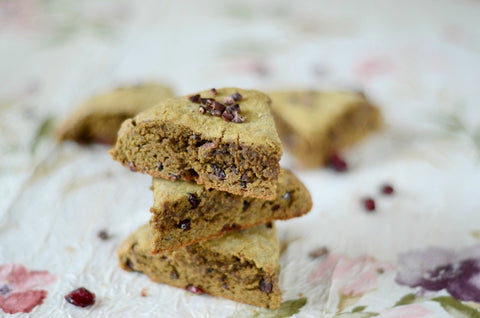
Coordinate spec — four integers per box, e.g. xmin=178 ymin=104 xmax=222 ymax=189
xmin=1 ymin=1 xmax=480 ymax=317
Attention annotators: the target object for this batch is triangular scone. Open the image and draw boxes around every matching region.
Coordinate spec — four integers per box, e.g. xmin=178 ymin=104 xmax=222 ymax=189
xmin=118 ymin=224 xmax=282 ymax=309
xmin=150 ymin=169 xmax=311 ymax=253
xmin=268 ymin=90 xmax=381 ymax=167
xmin=57 ymin=83 xmax=174 ymax=145
xmin=110 ymin=87 xmax=282 ymax=199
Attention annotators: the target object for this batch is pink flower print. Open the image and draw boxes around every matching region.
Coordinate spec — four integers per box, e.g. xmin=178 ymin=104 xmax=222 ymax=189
xmin=377 ymin=304 xmax=432 ymax=318
xmin=309 ymin=254 xmax=392 ymax=296
xmin=0 ymin=264 xmax=56 ymax=314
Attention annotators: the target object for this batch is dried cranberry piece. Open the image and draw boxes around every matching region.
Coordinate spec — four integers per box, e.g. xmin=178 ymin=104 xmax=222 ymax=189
xmin=328 ymin=153 xmax=347 ymax=172
xmin=65 ymin=287 xmax=96 ymax=308
xmin=381 ymin=184 xmax=394 ymax=195
xmin=362 ymin=197 xmax=376 ymax=211
xmin=186 ymin=285 xmax=204 ymax=294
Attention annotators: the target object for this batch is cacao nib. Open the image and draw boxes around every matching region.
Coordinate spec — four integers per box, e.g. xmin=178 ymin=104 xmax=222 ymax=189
xmin=188 ymin=94 xmax=201 ymax=103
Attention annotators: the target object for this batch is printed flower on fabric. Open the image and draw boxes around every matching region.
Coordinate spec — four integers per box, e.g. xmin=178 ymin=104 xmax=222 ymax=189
xmin=395 ymin=244 xmax=480 ymax=302
xmin=0 ymin=264 xmax=57 ymax=314
xmin=309 ymin=253 xmax=393 ymax=311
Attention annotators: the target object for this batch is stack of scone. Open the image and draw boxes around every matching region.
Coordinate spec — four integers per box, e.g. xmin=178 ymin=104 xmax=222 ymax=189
xmin=110 ymin=88 xmax=312 ymax=309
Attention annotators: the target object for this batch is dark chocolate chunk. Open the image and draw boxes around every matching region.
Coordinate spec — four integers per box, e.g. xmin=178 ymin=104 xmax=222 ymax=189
xmin=198 ymin=106 xmax=206 ymax=114
xmin=188 ymin=193 xmax=200 ymax=209
xmin=178 ymin=219 xmax=191 ymax=231
xmin=170 ymin=270 xmax=179 ymax=279
xmin=210 ymin=88 xmax=218 ymax=95
xmin=97 ymin=230 xmax=109 ymax=240
xmin=157 ymin=162 xmax=164 ymax=171
xmin=211 ymin=165 xmax=226 ymax=180
xmin=259 ymin=280 xmax=273 ymax=293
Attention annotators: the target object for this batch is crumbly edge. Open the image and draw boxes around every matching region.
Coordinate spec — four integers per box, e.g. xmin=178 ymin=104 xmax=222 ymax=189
xmin=149 ymin=171 xmax=312 ymax=253
xmin=57 ymin=112 xmax=132 ymax=145
xmin=273 ymin=103 xmax=381 ymax=167
xmin=110 ymin=119 xmax=281 ymax=199
xmin=118 ymin=238 xmax=282 ymax=309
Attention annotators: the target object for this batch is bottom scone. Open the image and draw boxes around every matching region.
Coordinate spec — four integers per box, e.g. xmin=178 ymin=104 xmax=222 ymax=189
xmin=118 ymin=224 xmax=282 ymax=309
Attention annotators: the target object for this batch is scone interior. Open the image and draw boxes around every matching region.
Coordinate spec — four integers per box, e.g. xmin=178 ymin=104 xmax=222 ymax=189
xmin=270 ymin=90 xmax=381 ymax=167
xmin=110 ymin=87 xmax=283 ymax=199
xmin=118 ymin=224 xmax=282 ymax=309
xmin=57 ymin=83 xmax=174 ymax=145
xmin=150 ymin=169 xmax=312 ymax=253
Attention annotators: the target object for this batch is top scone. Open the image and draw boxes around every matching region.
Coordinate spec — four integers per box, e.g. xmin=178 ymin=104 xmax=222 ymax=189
xmin=110 ymin=87 xmax=283 ymax=199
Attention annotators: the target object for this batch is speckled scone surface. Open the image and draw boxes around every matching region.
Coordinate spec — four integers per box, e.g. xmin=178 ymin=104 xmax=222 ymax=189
xmin=118 ymin=224 xmax=282 ymax=309
xmin=110 ymin=87 xmax=282 ymax=199
xmin=57 ymin=83 xmax=174 ymax=145
xmin=269 ymin=90 xmax=381 ymax=167
xmin=150 ymin=169 xmax=311 ymax=253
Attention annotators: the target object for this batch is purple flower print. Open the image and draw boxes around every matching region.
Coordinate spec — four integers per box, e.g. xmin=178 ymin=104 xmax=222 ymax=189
xmin=395 ymin=245 xmax=480 ymax=302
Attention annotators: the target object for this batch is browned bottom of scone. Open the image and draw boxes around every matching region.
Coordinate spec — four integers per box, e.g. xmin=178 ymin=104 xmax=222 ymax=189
xmin=274 ymin=104 xmax=381 ymax=167
xmin=118 ymin=225 xmax=282 ymax=309
xmin=150 ymin=169 xmax=311 ymax=253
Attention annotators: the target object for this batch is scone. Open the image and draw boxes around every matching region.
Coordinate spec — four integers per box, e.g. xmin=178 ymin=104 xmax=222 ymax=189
xmin=110 ymin=87 xmax=283 ymax=200
xmin=118 ymin=224 xmax=282 ymax=309
xmin=268 ymin=90 xmax=381 ymax=167
xmin=57 ymin=83 xmax=174 ymax=145
xmin=150 ymin=169 xmax=311 ymax=253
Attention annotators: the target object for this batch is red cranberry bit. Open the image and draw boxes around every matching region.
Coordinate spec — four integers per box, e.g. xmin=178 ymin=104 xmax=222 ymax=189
xmin=187 ymin=193 xmax=200 ymax=209
xmin=65 ymin=287 xmax=96 ymax=308
xmin=210 ymin=88 xmax=218 ymax=95
xmin=128 ymin=162 xmax=137 ymax=172
xmin=178 ymin=219 xmax=191 ymax=231
xmin=188 ymin=94 xmax=201 ymax=103
xmin=259 ymin=280 xmax=273 ymax=293
xmin=381 ymin=184 xmax=394 ymax=195
xmin=231 ymin=92 xmax=242 ymax=101
xmin=328 ymin=153 xmax=347 ymax=172
xmin=362 ymin=197 xmax=376 ymax=212
xmin=186 ymin=285 xmax=204 ymax=294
